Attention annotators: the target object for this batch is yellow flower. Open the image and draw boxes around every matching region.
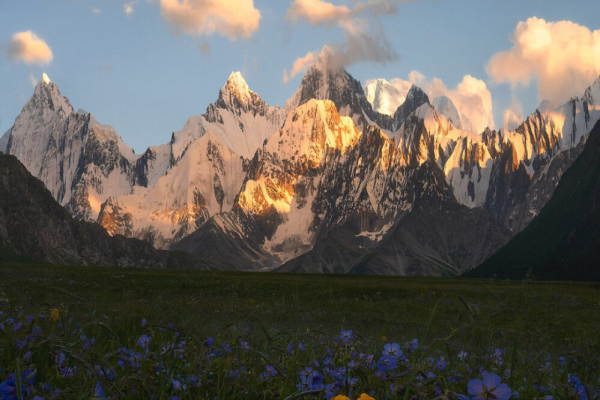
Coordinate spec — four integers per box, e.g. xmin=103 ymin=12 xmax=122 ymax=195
xmin=331 ymin=396 xmax=351 ymax=400
xmin=50 ymin=308 xmax=59 ymax=322
xmin=358 ymin=394 xmax=376 ymax=400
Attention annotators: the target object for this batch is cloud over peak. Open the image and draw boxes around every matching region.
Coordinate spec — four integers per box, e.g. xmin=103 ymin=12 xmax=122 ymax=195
xmin=159 ymin=0 xmax=261 ymax=41
xmin=283 ymin=0 xmax=407 ymax=82
xmin=7 ymin=31 xmax=53 ymax=65
xmin=486 ymin=17 xmax=600 ymax=105
xmin=387 ymin=72 xmax=495 ymax=134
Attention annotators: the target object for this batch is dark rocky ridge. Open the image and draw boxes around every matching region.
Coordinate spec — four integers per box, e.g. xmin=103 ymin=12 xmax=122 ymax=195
xmin=0 ymin=152 xmax=209 ymax=269
xmin=471 ymin=120 xmax=600 ymax=281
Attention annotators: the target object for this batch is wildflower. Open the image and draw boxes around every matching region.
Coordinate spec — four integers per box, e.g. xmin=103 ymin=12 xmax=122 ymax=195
xmin=358 ymin=394 xmax=376 ymax=400
xmin=265 ymin=365 xmax=277 ymax=377
xmin=50 ymin=309 xmax=59 ymax=322
xmin=205 ymin=337 xmax=214 ymax=348
xmin=377 ymin=356 xmax=397 ymax=372
xmin=137 ymin=335 xmax=152 ymax=349
xmin=458 ymin=351 xmax=468 ymax=361
xmin=436 ymin=357 xmax=447 ymax=371
xmin=172 ymin=379 xmax=186 ymax=391
xmin=13 ymin=322 xmax=22 ymax=331
xmin=331 ymin=396 xmax=351 ymax=400
xmin=141 ymin=318 xmax=147 ymax=327
xmin=383 ymin=343 xmax=402 ymax=357
xmin=468 ymin=373 xmax=512 ymax=400
xmin=0 ymin=380 xmax=18 ymax=400
xmin=93 ymin=381 xmax=106 ymax=399
xmin=340 ymin=330 xmax=353 ymax=342
xmin=409 ymin=339 xmax=419 ymax=351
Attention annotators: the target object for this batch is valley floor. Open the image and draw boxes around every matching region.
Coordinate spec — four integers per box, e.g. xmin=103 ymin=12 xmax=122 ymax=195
xmin=1 ymin=264 xmax=599 ymax=399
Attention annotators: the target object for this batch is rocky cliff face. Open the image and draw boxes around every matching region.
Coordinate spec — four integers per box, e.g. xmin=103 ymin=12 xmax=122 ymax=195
xmin=0 ymin=152 xmax=208 ymax=269
xmin=471 ymin=119 xmax=600 ymax=281
xmin=174 ymin=100 xmax=510 ymax=275
xmin=4 ymin=65 xmax=600 ymax=275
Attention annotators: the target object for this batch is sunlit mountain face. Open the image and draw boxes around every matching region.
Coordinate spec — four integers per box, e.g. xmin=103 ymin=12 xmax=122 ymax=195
xmin=3 ymin=59 xmax=600 ymax=274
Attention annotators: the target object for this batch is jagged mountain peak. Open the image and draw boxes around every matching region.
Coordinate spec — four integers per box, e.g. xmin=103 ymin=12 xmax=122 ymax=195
xmin=364 ymin=79 xmax=405 ymax=117
xmin=213 ymin=71 xmax=279 ymax=118
xmin=391 ymin=85 xmax=430 ymax=131
xmin=222 ymin=71 xmax=251 ymax=102
xmin=406 ymin=85 xmax=428 ymax=102
xmin=28 ymin=73 xmax=74 ymax=115
xmin=284 ymin=47 xmax=394 ymax=134
xmin=583 ymin=75 xmax=600 ymax=105
xmin=432 ymin=95 xmax=463 ymax=130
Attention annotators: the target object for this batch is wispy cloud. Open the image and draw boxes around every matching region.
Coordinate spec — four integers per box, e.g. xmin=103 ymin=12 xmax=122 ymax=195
xmin=6 ymin=31 xmax=53 ymax=65
xmin=486 ymin=17 xmax=600 ymax=105
xmin=124 ymin=1 xmax=137 ymax=17
xmin=91 ymin=7 xmax=101 ymax=14
xmin=28 ymin=72 xmax=38 ymax=88
xmin=283 ymin=0 xmax=413 ymax=82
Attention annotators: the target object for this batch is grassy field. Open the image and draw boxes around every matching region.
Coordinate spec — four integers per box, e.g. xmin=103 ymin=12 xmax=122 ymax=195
xmin=0 ymin=263 xmax=599 ymax=399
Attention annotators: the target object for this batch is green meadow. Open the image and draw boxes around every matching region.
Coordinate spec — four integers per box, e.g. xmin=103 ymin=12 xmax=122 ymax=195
xmin=0 ymin=263 xmax=599 ymax=399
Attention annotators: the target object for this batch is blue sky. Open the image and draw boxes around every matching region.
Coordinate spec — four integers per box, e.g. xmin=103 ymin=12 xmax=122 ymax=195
xmin=2 ymin=0 xmax=600 ymax=152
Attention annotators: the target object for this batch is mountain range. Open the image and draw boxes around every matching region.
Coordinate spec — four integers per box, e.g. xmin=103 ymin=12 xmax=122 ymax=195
xmin=2 ymin=47 xmax=600 ymax=276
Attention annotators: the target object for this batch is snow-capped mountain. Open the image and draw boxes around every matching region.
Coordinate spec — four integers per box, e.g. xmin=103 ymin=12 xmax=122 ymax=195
xmin=432 ymin=95 xmax=463 ymax=130
xmin=170 ymin=72 xmax=284 ymax=161
xmin=3 ymin=72 xmax=276 ymax=249
xmin=5 ymin=74 xmax=137 ymax=222
xmin=364 ymin=79 xmax=407 ymax=117
xmin=174 ymin=98 xmax=511 ymax=274
xmin=283 ymin=46 xmax=395 ymax=135
xmin=393 ymin=76 xmax=600 ymax=228
xmin=99 ymin=130 xmax=247 ymax=248
xmin=5 ymin=63 xmax=600 ymax=275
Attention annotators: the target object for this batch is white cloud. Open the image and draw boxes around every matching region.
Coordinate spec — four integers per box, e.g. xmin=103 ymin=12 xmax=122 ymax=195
xmin=486 ymin=17 xmax=600 ymax=105
xmin=124 ymin=1 xmax=137 ymax=17
xmin=286 ymin=0 xmax=350 ymax=26
xmin=388 ymin=71 xmax=495 ymax=133
xmin=283 ymin=0 xmax=410 ymax=81
xmin=91 ymin=7 xmax=101 ymax=14
xmin=7 ymin=31 xmax=53 ymax=65
xmin=159 ymin=0 xmax=261 ymax=41
xmin=28 ymin=72 xmax=38 ymax=88
xmin=502 ymin=101 xmax=524 ymax=132
xmin=283 ymin=50 xmax=319 ymax=83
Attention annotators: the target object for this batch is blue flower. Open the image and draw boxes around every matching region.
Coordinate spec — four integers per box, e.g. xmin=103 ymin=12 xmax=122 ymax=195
xmin=0 ymin=379 xmax=18 ymax=400
xmin=436 ymin=358 xmax=447 ymax=370
xmin=468 ymin=373 xmax=512 ymax=400
xmin=383 ymin=343 xmax=402 ymax=357
xmin=377 ymin=356 xmax=397 ymax=372
xmin=137 ymin=334 xmax=152 ymax=349
xmin=458 ymin=351 xmax=468 ymax=361
xmin=93 ymin=381 xmax=105 ymax=399
xmin=340 ymin=330 xmax=353 ymax=343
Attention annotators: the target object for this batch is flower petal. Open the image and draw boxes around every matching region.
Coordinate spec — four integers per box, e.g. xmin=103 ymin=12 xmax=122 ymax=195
xmin=483 ymin=373 xmax=502 ymax=390
xmin=492 ymin=383 xmax=513 ymax=400
xmin=468 ymin=379 xmax=484 ymax=395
